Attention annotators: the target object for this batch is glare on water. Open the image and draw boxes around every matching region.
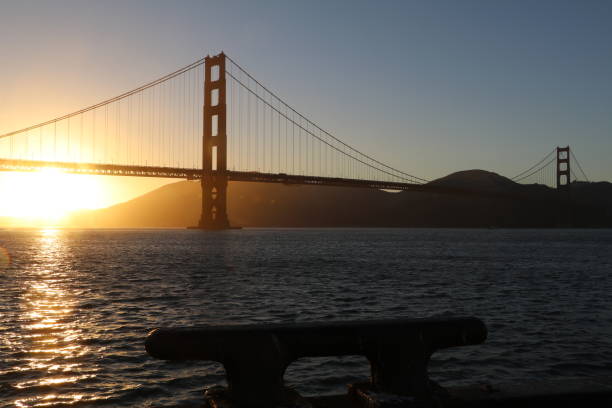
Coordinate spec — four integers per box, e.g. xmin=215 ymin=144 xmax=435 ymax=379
xmin=11 ymin=229 xmax=100 ymax=407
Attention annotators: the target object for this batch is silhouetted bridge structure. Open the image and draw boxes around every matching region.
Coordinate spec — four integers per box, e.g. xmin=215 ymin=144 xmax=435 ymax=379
xmin=0 ymin=53 xmax=589 ymax=228
xmin=0 ymin=157 xmax=520 ymax=194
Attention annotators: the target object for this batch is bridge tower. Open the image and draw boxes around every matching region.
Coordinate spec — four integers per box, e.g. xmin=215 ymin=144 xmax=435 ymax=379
xmin=197 ymin=52 xmax=230 ymax=229
xmin=556 ymin=146 xmax=570 ymax=191
xmin=556 ymin=146 xmax=572 ymax=226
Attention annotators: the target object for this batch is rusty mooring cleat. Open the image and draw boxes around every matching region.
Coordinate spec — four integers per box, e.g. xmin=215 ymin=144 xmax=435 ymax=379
xmin=145 ymin=317 xmax=487 ymax=408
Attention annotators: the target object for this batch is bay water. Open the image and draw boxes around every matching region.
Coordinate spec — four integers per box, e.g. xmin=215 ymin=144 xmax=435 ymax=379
xmin=1 ymin=228 xmax=611 ymax=407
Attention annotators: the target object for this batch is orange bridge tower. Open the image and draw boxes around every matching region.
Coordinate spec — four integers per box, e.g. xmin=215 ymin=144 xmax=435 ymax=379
xmin=197 ymin=53 xmax=230 ymax=229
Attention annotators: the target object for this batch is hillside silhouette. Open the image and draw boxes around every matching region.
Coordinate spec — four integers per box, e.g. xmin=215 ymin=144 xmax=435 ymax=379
xmin=67 ymin=170 xmax=612 ymax=228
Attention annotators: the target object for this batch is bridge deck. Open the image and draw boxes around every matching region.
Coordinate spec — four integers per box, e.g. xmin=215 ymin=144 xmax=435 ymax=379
xmin=0 ymin=158 xmax=425 ymax=191
xmin=0 ymin=158 xmax=518 ymax=198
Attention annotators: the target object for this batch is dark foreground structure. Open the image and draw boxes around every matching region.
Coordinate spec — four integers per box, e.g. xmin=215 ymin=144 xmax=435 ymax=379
xmin=145 ymin=318 xmax=612 ymax=407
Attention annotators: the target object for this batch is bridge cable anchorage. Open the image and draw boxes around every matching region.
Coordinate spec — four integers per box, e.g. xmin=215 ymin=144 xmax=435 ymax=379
xmin=224 ymin=54 xmax=428 ymax=184
xmin=511 ymin=148 xmax=556 ymax=181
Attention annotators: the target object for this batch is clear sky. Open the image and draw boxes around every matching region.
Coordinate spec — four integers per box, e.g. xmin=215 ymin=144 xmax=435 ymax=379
xmin=1 ymin=0 xmax=611 ymax=213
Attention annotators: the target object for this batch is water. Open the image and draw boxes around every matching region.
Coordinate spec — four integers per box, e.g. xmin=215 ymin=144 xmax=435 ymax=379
xmin=1 ymin=228 xmax=612 ymax=407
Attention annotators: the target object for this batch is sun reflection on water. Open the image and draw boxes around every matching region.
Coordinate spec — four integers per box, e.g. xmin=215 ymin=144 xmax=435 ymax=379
xmin=11 ymin=229 xmax=101 ymax=407
xmin=0 ymin=245 xmax=11 ymax=269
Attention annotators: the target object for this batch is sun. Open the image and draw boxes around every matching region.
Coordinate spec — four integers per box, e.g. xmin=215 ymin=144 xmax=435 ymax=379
xmin=0 ymin=168 xmax=105 ymax=222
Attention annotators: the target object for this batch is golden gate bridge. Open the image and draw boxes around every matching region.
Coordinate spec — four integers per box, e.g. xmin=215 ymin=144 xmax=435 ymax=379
xmin=0 ymin=53 xmax=590 ymax=229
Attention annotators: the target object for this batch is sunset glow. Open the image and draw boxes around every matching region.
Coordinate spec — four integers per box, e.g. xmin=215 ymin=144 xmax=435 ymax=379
xmin=0 ymin=169 xmax=104 ymax=220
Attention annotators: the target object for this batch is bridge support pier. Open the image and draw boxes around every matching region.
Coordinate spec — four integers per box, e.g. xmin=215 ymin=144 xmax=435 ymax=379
xmin=195 ymin=52 xmax=232 ymax=230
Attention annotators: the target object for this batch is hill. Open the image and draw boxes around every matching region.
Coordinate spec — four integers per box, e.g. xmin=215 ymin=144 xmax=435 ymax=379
xmin=67 ymin=170 xmax=612 ymax=228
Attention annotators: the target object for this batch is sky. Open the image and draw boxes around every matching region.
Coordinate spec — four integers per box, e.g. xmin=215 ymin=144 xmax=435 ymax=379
xmin=0 ymin=0 xmax=611 ymax=215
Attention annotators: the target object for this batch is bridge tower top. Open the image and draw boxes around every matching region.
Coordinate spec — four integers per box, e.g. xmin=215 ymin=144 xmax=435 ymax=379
xmin=556 ymin=146 xmax=570 ymax=191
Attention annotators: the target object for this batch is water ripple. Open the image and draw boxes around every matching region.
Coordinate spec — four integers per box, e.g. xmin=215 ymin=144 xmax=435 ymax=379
xmin=1 ymin=228 xmax=612 ymax=407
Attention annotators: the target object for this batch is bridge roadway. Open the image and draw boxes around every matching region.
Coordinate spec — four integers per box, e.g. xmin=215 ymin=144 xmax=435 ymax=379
xmin=0 ymin=158 xmax=515 ymax=198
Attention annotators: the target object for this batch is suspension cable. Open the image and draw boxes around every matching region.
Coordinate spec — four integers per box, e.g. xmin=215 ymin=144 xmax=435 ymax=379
xmin=226 ymin=70 xmax=422 ymax=183
xmin=225 ymin=54 xmax=428 ymax=183
xmin=0 ymin=58 xmax=205 ymax=140
xmin=511 ymin=148 xmax=556 ymax=181
xmin=570 ymin=150 xmax=589 ymax=182
xmin=513 ymin=156 xmax=556 ymax=183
